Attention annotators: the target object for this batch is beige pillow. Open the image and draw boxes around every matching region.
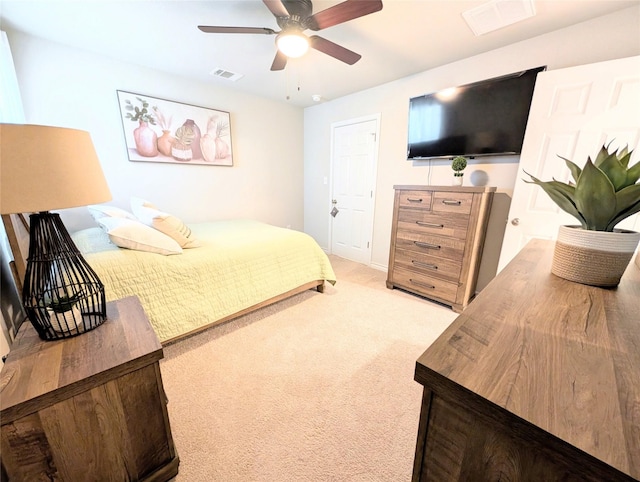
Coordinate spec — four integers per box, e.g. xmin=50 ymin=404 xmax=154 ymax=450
xmin=88 ymin=204 xmax=136 ymax=222
xmin=131 ymin=201 xmax=201 ymax=249
xmin=97 ymin=217 xmax=183 ymax=255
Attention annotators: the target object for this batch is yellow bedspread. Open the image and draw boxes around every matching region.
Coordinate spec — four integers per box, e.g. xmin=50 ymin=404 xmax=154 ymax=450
xmin=71 ymin=220 xmax=336 ymax=342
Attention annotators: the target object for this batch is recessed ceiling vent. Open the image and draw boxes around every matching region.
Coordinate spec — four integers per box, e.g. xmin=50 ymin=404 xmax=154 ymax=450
xmin=210 ymin=68 xmax=244 ymax=82
xmin=463 ymin=0 xmax=536 ymax=36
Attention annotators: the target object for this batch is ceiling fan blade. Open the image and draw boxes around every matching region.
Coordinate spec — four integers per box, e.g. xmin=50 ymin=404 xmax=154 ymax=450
xmin=271 ymin=50 xmax=288 ymax=71
xmin=309 ymin=35 xmax=361 ymax=65
xmin=198 ymin=26 xmax=276 ymax=35
xmin=263 ymin=0 xmax=290 ymax=18
xmin=307 ymin=0 xmax=383 ymax=31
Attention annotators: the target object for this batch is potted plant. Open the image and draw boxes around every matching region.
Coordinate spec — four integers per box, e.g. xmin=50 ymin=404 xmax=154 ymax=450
xmin=171 ymin=120 xmax=198 ymax=162
xmin=152 ymin=104 xmax=174 ymax=156
xmin=524 ymin=142 xmax=640 ymax=287
xmin=124 ymin=96 xmax=158 ymax=157
xmin=451 ymin=156 xmax=467 ymax=186
xmin=47 ymin=293 xmax=83 ymax=333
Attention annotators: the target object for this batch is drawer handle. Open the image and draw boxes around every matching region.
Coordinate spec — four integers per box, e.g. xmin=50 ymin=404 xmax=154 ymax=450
xmin=412 ymin=260 xmax=438 ymax=271
xmin=416 ymin=221 xmax=444 ymax=229
xmin=414 ymin=241 xmax=441 ymax=250
xmin=409 ymin=279 xmax=435 ymax=290
xmin=442 ymin=199 xmax=462 ymax=206
xmin=407 ymin=197 xmax=423 ymax=203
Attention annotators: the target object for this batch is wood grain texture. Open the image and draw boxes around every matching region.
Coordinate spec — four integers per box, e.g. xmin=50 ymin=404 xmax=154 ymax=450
xmin=1 ymin=296 xmax=163 ymax=423
xmin=1 ymin=213 xmax=28 ymax=294
xmin=387 ymin=186 xmax=495 ymax=311
xmin=394 ymin=248 xmax=462 ymax=282
xmin=420 ymin=394 xmax=606 ymax=481
xmin=398 ymin=190 xmax=434 ymax=209
xmin=393 ymin=267 xmax=459 ymax=301
xmin=432 ymin=191 xmax=474 ymax=214
xmin=413 ymin=239 xmax=640 ymax=481
xmin=395 ymin=231 xmax=466 ymax=260
xmin=397 ymin=209 xmax=470 ymax=239
xmin=1 ymin=296 xmax=179 ymax=481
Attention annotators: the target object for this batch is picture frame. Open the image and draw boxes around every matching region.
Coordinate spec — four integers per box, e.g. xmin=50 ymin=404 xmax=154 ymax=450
xmin=116 ymin=90 xmax=233 ymax=166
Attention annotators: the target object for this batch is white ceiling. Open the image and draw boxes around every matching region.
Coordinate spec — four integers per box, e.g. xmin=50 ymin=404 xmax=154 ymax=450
xmin=1 ymin=0 xmax=637 ymax=107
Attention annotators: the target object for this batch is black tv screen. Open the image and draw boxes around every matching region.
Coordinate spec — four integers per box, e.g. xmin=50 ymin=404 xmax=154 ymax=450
xmin=407 ymin=66 xmax=546 ymax=160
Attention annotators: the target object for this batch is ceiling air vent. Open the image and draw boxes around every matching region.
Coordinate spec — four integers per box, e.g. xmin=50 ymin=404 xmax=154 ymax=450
xmin=210 ymin=68 xmax=244 ymax=82
xmin=463 ymin=0 xmax=536 ymax=36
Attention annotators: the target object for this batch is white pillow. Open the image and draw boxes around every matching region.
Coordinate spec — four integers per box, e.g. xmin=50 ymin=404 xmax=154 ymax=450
xmin=97 ymin=217 xmax=183 ymax=255
xmin=131 ymin=202 xmax=201 ymax=249
xmin=88 ymin=204 xmax=136 ymax=222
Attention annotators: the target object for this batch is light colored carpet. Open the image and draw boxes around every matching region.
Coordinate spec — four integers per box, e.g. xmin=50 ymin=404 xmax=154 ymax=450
xmin=160 ymin=255 xmax=457 ymax=481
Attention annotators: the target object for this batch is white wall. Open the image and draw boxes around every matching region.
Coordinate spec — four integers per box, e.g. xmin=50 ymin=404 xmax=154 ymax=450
xmin=303 ymin=6 xmax=640 ymax=290
xmin=6 ymin=5 xmax=640 ymax=295
xmin=7 ymin=29 xmax=305 ymax=233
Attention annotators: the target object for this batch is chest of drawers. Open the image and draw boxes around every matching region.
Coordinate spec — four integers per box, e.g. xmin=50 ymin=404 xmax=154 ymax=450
xmin=386 ymin=185 xmax=495 ymax=312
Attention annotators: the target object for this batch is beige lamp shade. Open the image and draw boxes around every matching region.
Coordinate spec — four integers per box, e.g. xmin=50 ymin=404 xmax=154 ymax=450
xmin=1 ymin=124 xmax=112 ymax=214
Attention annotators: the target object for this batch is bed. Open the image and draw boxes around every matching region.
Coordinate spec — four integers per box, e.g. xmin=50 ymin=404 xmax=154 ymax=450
xmin=67 ymin=219 xmax=336 ymax=344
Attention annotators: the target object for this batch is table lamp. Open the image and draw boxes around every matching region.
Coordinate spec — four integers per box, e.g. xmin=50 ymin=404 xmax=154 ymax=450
xmin=1 ymin=124 xmax=112 ymax=340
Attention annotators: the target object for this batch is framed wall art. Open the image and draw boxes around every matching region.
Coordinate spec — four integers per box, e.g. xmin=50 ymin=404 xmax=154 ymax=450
xmin=116 ymin=90 xmax=233 ymax=166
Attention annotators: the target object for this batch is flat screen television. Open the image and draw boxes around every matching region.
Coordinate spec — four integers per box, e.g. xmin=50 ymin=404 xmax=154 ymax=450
xmin=407 ymin=66 xmax=546 ymax=160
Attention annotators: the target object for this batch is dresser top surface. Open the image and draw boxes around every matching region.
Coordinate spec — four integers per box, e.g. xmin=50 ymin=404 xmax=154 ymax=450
xmin=0 ymin=296 xmax=162 ymax=417
xmin=416 ymin=239 xmax=640 ymax=477
xmin=393 ymin=185 xmax=497 ymax=193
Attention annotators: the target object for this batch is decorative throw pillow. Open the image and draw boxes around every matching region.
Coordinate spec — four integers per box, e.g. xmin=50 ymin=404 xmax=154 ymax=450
xmin=97 ymin=217 xmax=183 ymax=255
xmin=88 ymin=204 xmax=136 ymax=222
xmin=71 ymin=227 xmax=119 ymax=254
xmin=131 ymin=200 xmax=201 ymax=249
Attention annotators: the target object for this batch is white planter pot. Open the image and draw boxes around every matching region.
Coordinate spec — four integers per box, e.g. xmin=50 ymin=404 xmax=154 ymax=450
xmin=452 ymin=176 xmax=463 ymax=186
xmin=552 ymin=225 xmax=640 ymax=287
xmin=47 ymin=305 xmax=83 ymax=333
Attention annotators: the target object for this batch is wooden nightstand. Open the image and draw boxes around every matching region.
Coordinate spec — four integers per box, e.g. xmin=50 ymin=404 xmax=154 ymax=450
xmin=1 ymin=296 xmax=179 ymax=481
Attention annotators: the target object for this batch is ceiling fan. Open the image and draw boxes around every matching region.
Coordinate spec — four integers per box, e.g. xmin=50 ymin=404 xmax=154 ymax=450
xmin=198 ymin=0 xmax=383 ymax=71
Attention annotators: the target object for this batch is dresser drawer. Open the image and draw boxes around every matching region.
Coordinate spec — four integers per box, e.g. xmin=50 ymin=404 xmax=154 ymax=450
xmin=398 ymin=191 xmax=433 ymax=210
xmin=433 ymin=192 xmax=474 ymax=215
xmin=396 ymin=230 xmax=465 ymax=261
xmin=397 ymin=208 xmax=469 ymax=239
xmin=392 ymin=267 xmax=458 ymax=302
xmin=394 ymin=248 xmax=462 ymax=282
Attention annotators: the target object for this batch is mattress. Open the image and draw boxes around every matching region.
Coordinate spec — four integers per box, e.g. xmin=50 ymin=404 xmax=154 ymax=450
xmin=71 ymin=219 xmax=336 ymax=342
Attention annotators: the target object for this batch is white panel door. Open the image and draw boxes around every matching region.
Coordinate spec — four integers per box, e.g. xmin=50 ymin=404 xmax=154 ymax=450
xmin=498 ymin=56 xmax=640 ymax=272
xmin=330 ymin=116 xmax=379 ymax=264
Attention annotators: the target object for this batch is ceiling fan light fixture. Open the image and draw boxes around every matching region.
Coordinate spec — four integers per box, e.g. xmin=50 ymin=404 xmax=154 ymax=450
xmin=276 ymin=31 xmax=309 ymax=58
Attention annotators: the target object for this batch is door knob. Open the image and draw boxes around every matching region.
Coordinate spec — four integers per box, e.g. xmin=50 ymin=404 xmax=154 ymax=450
xmin=511 ymin=218 xmax=520 ymax=226
xmin=332 ymin=199 xmax=337 ymax=205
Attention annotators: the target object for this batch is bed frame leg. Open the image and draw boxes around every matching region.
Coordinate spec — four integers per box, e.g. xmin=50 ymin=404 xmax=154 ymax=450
xmin=316 ymin=282 xmax=325 ymax=294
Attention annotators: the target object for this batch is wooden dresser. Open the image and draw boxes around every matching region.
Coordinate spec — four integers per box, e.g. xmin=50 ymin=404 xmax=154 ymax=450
xmin=386 ymin=185 xmax=495 ymax=312
xmin=412 ymin=240 xmax=640 ymax=481
xmin=1 ymin=296 xmax=179 ymax=482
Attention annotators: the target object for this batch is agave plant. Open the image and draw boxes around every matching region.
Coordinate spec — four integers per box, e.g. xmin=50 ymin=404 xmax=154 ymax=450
xmin=524 ymin=143 xmax=640 ymax=232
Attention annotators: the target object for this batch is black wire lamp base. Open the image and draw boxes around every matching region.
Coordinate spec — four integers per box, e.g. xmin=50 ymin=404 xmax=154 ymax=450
xmin=22 ymin=212 xmax=107 ymax=340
